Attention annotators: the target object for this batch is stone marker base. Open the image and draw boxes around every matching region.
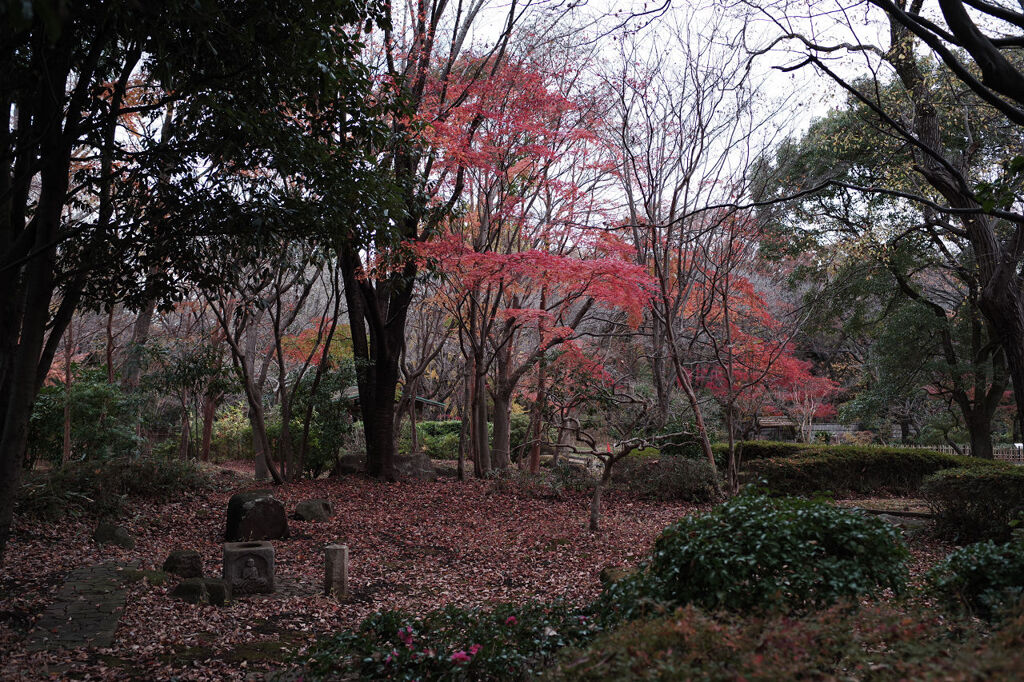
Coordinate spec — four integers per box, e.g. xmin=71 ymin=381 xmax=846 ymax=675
xmin=325 ymin=544 xmax=348 ymax=598
xmin=223 ymin=541 xmax=275 ymax=595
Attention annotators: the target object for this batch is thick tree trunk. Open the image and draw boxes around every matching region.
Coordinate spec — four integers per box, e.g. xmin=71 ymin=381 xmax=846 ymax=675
xmin=966 ymin=411 xmax=994 ymax=459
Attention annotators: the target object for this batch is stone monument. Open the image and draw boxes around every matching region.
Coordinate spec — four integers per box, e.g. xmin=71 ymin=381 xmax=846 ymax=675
xmin=223 ymin=541 xmax=275 ymax=595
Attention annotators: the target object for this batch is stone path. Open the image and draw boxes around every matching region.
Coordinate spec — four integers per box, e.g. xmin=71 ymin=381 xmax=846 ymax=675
xmin=27 ymin=561 xmax=136 ymax=651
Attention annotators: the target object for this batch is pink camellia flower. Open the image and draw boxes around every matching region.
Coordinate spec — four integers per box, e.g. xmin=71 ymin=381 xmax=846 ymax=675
xmin=398 ymin=627 xmax=414 ymax=649
xmin=505 ymin=616 xmax=517 ymax=625
xmin=468 ymin=644 xmax=482 ymax=655
xmin=449 ymin=650 xmax=472 ymax=663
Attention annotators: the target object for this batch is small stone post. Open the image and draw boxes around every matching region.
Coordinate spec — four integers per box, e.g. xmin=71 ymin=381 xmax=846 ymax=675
xmin=325 ymin=544 xmax=348 ymax=598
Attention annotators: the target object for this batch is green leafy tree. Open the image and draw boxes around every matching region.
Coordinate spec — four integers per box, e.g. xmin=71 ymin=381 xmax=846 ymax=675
xmin=0 ymin=0 xmax=387 ymax=562
xmin=758 ymin=64 xmax=1015 ymax=457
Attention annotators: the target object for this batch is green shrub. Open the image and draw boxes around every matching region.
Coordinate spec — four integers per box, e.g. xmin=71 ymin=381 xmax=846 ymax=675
xmin=596 ymin=488 xmax=907 ymax=621
xmin=417 ymin=421 xmax=463 ymax=460
xmin=742 ymin=445 xmax=999 ymax=496
xmin=554 ymin=603 xmax=1020 ymax=681
xmin=209 ymin=402 xmax=253 ymax=462
xmin=612 ymin=455 xmax=720 ymax=502
xmin=18 ymin=456 xmax=212 ymax=519
xmin=26 ymin=369 xmax=141 ymax=467
xmin=509 ymin=413 xmax=531 ymax=461
xmin=927 ymin=539 xmax=1024 ymax=620
xmin=921 ymin=467 xmax=1024 ymax=542
xmin=301 ymin=602 xmax=595 ymax=681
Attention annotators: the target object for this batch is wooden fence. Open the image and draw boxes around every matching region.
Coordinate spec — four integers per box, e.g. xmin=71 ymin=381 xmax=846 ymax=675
xmin=899 ymin=443 xmax=1024 ymax=465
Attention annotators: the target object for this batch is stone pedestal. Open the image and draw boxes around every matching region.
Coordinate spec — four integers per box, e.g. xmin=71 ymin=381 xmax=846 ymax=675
xmin=324 ymin=544 xmax=348 ymax=598
xmin=223 ymin=541 xmax=275 ymax=595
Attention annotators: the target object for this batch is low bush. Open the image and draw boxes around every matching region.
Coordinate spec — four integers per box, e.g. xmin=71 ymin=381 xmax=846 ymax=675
xmin=554 ymin=603 xmax=1023 ymax=681
xmin=486 ymin=468 xmax=569 ymax=500
xmin=596 ymin=488 xmax=907 ymax=622
xmin=742 ymin=445 xmax=999 ymax=496
xmin=18 ymin=457 xmax=213 ymax=519
xmin=927 ymin=538 xmax=1024 ymax=620
xmin=921 ymin=466 xmax=1024 ymax=542
xmin=301 ymin=602 xmax=595 ymax=681
xmin=549 ymin=462 xmax=595 ymax=492
xmin=611 ymin=455 xmax=720 ymax=502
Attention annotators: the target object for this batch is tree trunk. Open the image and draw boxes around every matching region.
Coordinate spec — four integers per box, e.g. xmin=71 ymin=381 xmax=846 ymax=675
xmin=61 ymin=322 xmax=74 ymax=465
xmin=177 ymin=409 xmax=191 ymax=460
xmin=589 ymin=465 xmax=613 ymax=532
xmin=966 ymin=412 xmax=994 ymax=459
xmin=491 ymin=391 xmax=512 ymax=470
xmin=472 ymin=366 xmax=490 ymax=476
xmin=199 ymin=393 xmax=217 ymax=462
xmin=0 ymin=140 xmax=74 ymax=564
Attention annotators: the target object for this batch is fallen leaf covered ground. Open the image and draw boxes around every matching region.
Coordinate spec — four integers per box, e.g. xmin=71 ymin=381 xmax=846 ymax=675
xmin=0 ymin=468 xmax=957 ymax=680
xmin=0 ymin=468 xmax=696 ymax=680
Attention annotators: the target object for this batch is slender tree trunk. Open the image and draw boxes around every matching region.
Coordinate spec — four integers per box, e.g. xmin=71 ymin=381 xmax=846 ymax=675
xmin=589 ymin=464 xmax=613 ymax=532
xmin=61 ymin=322 xmax=74 ymax=465
xmin=528 ymin=351 xmax=547 ymax=474
xmin=199 ymin=393 xmax=217 ymax=462
xmin=491 ymin=391 xmax=511 ymax=470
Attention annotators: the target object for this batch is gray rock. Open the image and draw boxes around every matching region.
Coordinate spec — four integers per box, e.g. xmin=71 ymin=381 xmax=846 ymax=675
xmin=332 ymin=454 xmax=365 ymax=476
xmin=203 ymin=578 xmax=231 ymax=606
xmin=225 ymin=490 xmax=289 ymax=541
xmin=162 ymin=549 xmax=203 ymax=578
xmin=294 ymin=499 xmax=334 ymax=522
xmin=93 ymin=522 xmax=135 ymax=549
xmin=170 ymin=577 xmax=232 ymax=606
xmin=878 ymin=513 xmax=930 ymax=530
xmin=170 ymin=578 xmax=208 ymax=604
xmin=395 ymin=452 xmax=437 ymax=481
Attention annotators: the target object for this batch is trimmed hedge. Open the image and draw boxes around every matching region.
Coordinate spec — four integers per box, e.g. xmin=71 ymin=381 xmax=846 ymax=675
xmin=741 ymin=445 xmax=1000 ymax=496
xmin=734 ymin=440 xmax=815 ymax=460
xmin=554 ymin=604 xmax=1024 ymax=681
xmin=922 ymin=467 xmax=1024 ymax=542
xmin=611 ymin=455 xmax=720 ymax=502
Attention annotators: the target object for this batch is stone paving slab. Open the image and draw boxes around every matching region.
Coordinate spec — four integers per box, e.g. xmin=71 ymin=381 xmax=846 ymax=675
xmin=27 ymin=561 xmax=137 ymax=651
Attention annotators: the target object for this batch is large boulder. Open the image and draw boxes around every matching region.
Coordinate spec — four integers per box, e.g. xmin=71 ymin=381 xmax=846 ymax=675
xmin=331 ymin=453 xmax=435 ymax=480
xmin=331 ymin=454 xmax=365 ymax=476
xmin=395 ymin=452 xmax=436 ymax=481
xmin=294 ymin=499 xmax=333 ymax=522
xmin=225 ymin=490 xmax=289 ymax=542
xmin=162 ymin=549 xmax=203 ymax=578
xmin=93 ymin=522 xmax=135 ymax=549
